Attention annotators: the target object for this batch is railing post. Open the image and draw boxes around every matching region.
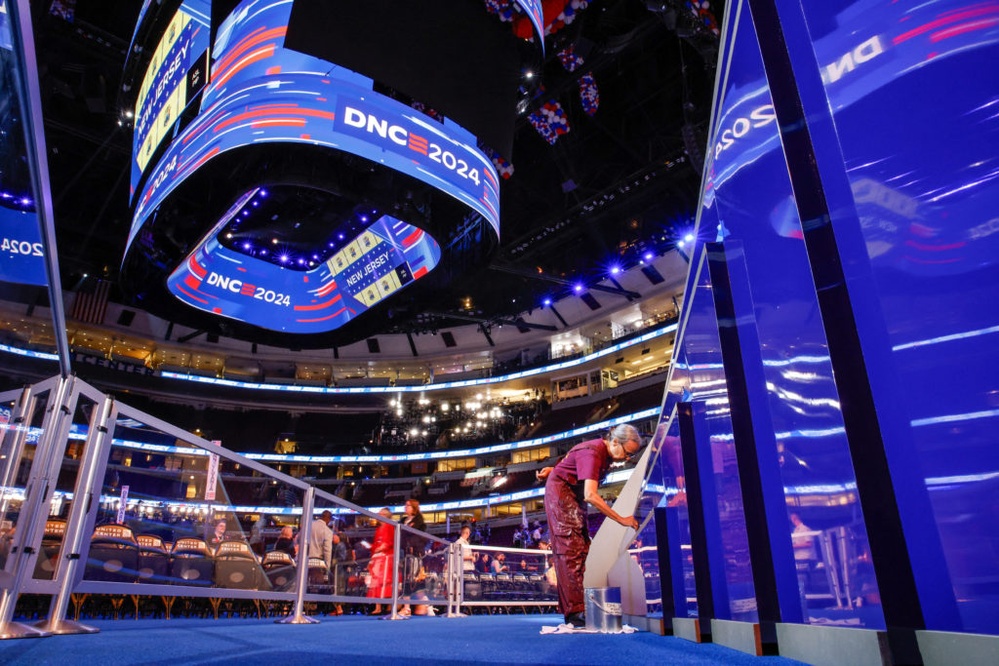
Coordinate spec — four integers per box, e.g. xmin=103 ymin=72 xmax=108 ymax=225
xmin=0 ymin=376 xmax=76 ymax=639
xmin=446 ymin=542 xmax=464 ymax=617
xmin=276 ymin=486 xmax=318 ymax=624
xmin=36 ymin=394 xmax=116 ymax=635
xmin=387 ymin=519 xmax=402 ymax=619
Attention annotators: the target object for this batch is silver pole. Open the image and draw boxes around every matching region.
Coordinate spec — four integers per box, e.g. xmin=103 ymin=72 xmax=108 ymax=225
xmin=8 ymin=0 xmax=72 ymax=377
xmin=387 ymin=518 xmax=401 ymax=619
xmin=276 ymin=487 xmax=319 ymax=624
xmin=37 ymin=394 xmax=115 ymax=634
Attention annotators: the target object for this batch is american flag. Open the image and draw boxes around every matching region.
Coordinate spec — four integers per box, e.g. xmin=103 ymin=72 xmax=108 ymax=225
xmin=70 ymin=278 xmax=111 ymax=324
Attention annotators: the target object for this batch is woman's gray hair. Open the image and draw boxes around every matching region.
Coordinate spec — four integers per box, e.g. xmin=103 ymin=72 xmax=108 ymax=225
xmin=608 ymin=424 xmax=641 ymax=447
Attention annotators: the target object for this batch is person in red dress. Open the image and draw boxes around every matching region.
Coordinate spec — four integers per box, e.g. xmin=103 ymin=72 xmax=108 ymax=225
xmin=367 ymin=507 xmax=395 ymax=614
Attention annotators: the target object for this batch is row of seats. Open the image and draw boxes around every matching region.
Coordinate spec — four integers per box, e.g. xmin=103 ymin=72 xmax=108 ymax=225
xmin=461 ymin=571 xmax=556 ymax=602
xmin=34 ymin=521 xmax=302 ymax=590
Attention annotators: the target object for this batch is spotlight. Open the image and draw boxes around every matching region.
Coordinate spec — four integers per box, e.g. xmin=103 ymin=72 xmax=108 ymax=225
xmin=643 ymin=251 xmax=654 ymax=261
xmin=610 ymin=265 xmax=621 ymax=276
xmin=684 ymin=233 xmax=695 ymax=242
xmin=542 ymin=298 xmax=552 ymax=307
xmin=573 ymin=284 xmax=584 ymax=294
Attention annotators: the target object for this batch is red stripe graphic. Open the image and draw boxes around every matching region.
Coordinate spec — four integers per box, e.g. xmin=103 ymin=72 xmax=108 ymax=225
xmin=893 ymin=5 xmax=999 ymax=44
xmin=294 ymin=293 xmax=343 ymax=311
xmin=187 ymin=255 xmax=207 ymax=278
xmin=402 ymin=228 xmax=423 ymax=247
xmin=177 ymin=283 xmax=209 ymax=305
xmin=296 ymin=307 xmax=347 ymax=322
xmin=408 ymin=132 xmax=429 ymax=155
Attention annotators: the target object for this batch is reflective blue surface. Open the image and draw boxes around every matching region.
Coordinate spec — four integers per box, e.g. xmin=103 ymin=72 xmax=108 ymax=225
xmin=708 ymin=2 xmax=880 ymax=628
xmin=642 ymin=0 xmax=999 ymax=636
xmin=795 ymin=0 xmax=999 ymax=633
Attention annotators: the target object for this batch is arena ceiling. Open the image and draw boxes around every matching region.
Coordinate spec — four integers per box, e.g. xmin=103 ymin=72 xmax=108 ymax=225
xmin=30 ymin=0 xmax=723 ymax=345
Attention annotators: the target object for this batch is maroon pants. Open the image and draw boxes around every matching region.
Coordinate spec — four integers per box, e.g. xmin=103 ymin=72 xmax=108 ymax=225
xmin=544 ymin=479 xmax=589 ymax=618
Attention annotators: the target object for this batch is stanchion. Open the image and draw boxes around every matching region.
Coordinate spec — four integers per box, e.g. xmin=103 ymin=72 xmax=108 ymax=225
xmin=276 ymin=487 xmax=319 ymax=624
xmin=386 ymin=517 xmax=403 ymax=620
xmin=35 ymin=393 xmax=115 ymax=635
xmin=445 ymin=542 xmax=465 ymax=618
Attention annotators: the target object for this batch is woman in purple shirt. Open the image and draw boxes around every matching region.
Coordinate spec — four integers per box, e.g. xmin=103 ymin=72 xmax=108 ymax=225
xmin=538 ymin=424 xmax=642 ymax=627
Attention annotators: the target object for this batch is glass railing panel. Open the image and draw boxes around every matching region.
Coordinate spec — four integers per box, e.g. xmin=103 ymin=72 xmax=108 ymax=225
xmin=398 ymin=519 xmax=450 ymax=614
xmin=460 ymin=543 xmax=557 ymax=610
xmin=337 ymin=503 xmax=399 ymax=613
xmin=0 ymin=388 xmax=27 ymax=575
xmin=79 ymin=407 xmax=306 ymax=600
xmin=0 ymin=382 xmax=52 ymax=577
xmin=630 ymin=419 xmax=671 ymax=618
xmin=28 ymin=389 xmax=101 ymax=584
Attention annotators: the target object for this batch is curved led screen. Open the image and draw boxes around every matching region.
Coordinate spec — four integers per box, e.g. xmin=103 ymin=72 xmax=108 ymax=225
xmin=128 ymin=0 xmax=499 ymax=246
xmin=122 ymin=0 xmax=503 ymax=345
xmin=131 ymin=0 xmax=210 ymax=190
xmin=166 ymin=188 xmax=441 ymax=334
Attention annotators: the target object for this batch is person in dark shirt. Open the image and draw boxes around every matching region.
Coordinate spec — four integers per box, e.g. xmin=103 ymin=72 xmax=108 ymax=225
xmin=273 ymin=525 xmax=298 ymax=558
xmin=207 ymin=519 xmax=227 ymax=550
xmin=537 ymin=424 xmax=641 ymax=627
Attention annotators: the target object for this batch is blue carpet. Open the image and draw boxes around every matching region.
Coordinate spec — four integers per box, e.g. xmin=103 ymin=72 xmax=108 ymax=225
xmin=0 ymin=614 xmax=811 ymax=665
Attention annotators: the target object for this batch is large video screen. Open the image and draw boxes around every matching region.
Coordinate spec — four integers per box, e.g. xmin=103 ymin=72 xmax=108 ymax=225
xmin=166 ymin=189 xmax=442 ymax=334
xmin=131 ymin=0 xmax=210 ymax=192
xmin=0 ymin=0 xmax=47 ymax=287
xmin=129 ymin=0 xmax=499 ymax=248
xmin=0 ymin=1 xmax=11 ymax=52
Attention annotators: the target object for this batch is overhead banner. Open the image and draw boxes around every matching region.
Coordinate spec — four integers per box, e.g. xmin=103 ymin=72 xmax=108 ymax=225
xmin=205 ymin=446 xmax=220 ymax=501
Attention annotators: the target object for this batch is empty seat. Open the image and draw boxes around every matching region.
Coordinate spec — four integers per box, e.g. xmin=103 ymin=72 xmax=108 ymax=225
xmin=33 ymin=519 xmax=66 ymax=580
xmin=462 ymin=571 xmax=482 ymax=600
xmin=136 ymin=534 xmax=171 ymax=583
xmin=262 ymin=550 xmax=296 ymax=591
xmin=85 ymin=523 xmax=139 ymax=582
xmin=169 ymin=537 xmax=214 ymax=587
xmin=215 ymin=540 xmax=265 ymax=590
xmin=307 ymin=557 xmax=331 ymax=594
